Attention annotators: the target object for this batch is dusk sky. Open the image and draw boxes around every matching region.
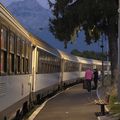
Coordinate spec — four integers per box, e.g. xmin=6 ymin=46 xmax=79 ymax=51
xmin=0 ymin=0 xmax=52 ymax=9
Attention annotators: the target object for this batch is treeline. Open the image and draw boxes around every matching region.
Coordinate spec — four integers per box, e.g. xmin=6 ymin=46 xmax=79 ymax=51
xmin=71 ymin=49 xmax=107 ymax=61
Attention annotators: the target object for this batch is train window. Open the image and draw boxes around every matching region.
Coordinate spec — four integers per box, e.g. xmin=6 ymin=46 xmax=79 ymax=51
xmin=26 ymin=59 xmax=29 ymax=73
xmin=1 ymin=28 xmax=7 ymax=49
xmin=64 ymin=60 xmax=79 ymax=72
xmin=96 ymin=65 xmax=102 ymax=71
xmin=9 ymin=32 xmax=15 ymax=73
xmin=1 ymin=51 xmax=7 ymax=73
xmin=21 ymin=58 xmax=25 ymax=73
xmin=81 ymin=64 xmax=92 ymax=71
xmin=45 ymin=63 xmax=48 ymax=73
xmin=9 ymin=33 xmax=14 ymax=52
xmin=16 ymin=56 xmax=20 ymax=73
xmin=26 ymin=43 xmax=29 ymax=58
xmin=21 ymin=40 xmax=25 ymax=73
xmin=21 ymin=40 xmax=25 ymax=57
xmin=39 ymin=50 xmax=42 ymax=73
xmin=17 ymin=37 xmax=21 ymax=54
xmin=0 ymin=26 xmax=7 ymax=74
xmin=16 ymin=37 xmax=21 ymax=73
xmin=37 ymin=48 xmax=60 ymax=74
xmin=104 ymin=65 xmax=107 ymax=71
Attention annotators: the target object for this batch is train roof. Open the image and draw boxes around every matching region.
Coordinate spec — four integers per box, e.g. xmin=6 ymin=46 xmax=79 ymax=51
xmin=77 ymin=56 xmax=110 ymax=65
xmin=30 ymin=35 xmax=60 ymax=57
xmin=77 ymin=56 xmax=102 ymax=65
xmin=58 ymin=50 xmax=79 ymax=62
xmin=58 ymin=50 xmax=110 ymax=65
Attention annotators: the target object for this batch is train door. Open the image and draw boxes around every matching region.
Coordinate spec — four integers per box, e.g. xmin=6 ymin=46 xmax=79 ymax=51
xmin=31 ymin=46 xmax=36 ymax=92
xmin=59 ymin=58 xmax=64 ymax=88
xmin=29 ymin=45 xmax=37 ymax=102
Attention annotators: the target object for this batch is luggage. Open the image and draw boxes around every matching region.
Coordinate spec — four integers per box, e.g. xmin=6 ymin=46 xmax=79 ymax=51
xmin=83 ymin=80 xmax=87 ymax=89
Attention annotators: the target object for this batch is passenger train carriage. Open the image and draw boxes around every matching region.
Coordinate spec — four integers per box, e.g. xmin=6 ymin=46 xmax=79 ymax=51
xmin=58 ymin=50 xmax=80 ymax=87
xmin=0 ymin=3 xmax=110 ymax=120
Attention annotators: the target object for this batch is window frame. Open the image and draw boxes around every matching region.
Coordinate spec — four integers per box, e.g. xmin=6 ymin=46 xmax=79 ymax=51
xmin=16 ymin=36 xmax=21 ymax=74
xmin=37 ymin=48 xmax=60 ymax=74
xmin=0 ymin=24 xmax=8 ymax=75
xmin=9 ymin=31 xmax=15 ymax=74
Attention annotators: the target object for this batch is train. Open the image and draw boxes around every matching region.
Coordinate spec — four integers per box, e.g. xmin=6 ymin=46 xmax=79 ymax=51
xmin=0 ymin=3 xmax=110 ymax=120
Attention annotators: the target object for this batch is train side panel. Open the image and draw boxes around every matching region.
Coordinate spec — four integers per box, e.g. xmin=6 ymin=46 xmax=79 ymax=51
xmin=35 ymin=73 xmax=60 ymax=96
xmin=62 ymin=72 xmax=80 ymax=84
xmin=0 ymin=75 xmax=31 ymax=119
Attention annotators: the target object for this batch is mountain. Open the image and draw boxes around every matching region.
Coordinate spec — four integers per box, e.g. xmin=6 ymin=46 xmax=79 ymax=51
xmin=7 ymin=0 xmax=50 ymax=34
xmin=7 ymin=0 xmax=69 ymax=51
xmin=7 ymin=0 xmax=105 ymax=53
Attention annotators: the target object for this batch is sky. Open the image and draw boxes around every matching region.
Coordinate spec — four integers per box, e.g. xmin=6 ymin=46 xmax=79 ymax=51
xmin=0 ymin=0 xmax=52 ymax=9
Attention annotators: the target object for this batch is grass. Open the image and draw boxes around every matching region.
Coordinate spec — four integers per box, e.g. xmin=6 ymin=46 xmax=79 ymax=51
xmin=108 ymin=95 xmax=120 ymax=116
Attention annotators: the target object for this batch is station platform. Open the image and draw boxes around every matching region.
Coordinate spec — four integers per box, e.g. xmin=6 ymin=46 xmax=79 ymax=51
xmin=28 ymin=84 xmax=99 ymax=120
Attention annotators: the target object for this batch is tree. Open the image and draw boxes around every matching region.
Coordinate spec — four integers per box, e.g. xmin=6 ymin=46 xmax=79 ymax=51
xmin=71 ymin=49 xmax=107 ymax=61
xmin=49 ymin=0 xmax=118 ymax=82
xmin=49 ymin=0 xmax=120 ymax=100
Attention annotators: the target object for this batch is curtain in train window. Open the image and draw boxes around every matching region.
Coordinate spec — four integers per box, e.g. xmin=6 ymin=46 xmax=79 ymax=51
xmin=0 ymin=26 xmax=7 ymax=73
xmin=9 ymin=32 xmax=15 ymax=73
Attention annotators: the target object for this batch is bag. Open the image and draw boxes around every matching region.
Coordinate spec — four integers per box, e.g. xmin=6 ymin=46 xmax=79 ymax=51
xmin=91 ymin=80 xmax=94 ymax=88
xmin=83 ymin=80 xmax=87 ymax=89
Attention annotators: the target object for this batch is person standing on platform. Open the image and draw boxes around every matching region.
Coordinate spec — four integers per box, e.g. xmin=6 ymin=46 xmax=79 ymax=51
xmin=85 ymin=68 xmax=93 ymax=92
xmin=93 ymin=69 xmax=98 ymax=89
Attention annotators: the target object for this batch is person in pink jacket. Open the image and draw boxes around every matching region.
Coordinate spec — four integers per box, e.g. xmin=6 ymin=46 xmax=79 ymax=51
xmin=85 ymin=68 xmax=93 ymax=92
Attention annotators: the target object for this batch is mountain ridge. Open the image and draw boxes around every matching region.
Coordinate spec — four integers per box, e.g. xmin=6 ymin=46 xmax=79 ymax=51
xmin=7 ymin=0 xmax=51 ymax=30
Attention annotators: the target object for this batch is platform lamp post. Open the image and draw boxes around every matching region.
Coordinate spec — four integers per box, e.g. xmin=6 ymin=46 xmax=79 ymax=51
xmin=100 ymin=34 xmax=104 ymax=86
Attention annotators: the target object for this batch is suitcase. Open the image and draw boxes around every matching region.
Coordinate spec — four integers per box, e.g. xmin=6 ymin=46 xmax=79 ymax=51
xmin=83 ymin=80 xmax=87 ymax=89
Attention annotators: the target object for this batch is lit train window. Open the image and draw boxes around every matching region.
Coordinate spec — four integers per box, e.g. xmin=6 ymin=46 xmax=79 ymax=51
xmin=9 ymin=32 xmax=15 ymax=73
xmin=0 ymin=26 xmax=7 ymax=74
